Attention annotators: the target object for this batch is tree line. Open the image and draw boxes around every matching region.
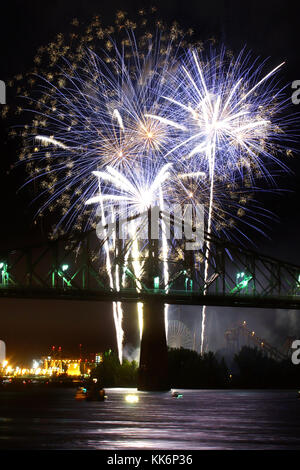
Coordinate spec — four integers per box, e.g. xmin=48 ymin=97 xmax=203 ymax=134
xmin=92 ymin=346 xmax=300 ymax=389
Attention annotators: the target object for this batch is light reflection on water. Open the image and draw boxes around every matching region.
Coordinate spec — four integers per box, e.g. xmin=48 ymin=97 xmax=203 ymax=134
xmin=0 ymin=387 xmax=300 ymax=449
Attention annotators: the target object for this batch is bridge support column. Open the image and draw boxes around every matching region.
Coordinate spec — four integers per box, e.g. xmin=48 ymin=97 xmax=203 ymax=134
xmin=138 ymin=300 xmax=170 ymax=391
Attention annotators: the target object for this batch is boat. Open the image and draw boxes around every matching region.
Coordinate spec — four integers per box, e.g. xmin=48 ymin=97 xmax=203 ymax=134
xmin=75 ymin=386 xmax=87 ymax=400
xmin=75 ymin=383 xmax=107 ymax=401
xmin=172 ymin=391 xmax=183 ymax=398
xmin=86 ymin=387 xmax=107 ymax=401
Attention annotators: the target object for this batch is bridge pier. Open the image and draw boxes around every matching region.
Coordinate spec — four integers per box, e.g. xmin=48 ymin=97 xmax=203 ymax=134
xmin=138 ymin=300 xmax=170 ymax=391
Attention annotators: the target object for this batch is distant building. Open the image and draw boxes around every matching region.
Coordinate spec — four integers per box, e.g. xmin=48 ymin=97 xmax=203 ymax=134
xmin=95 ymin=353 xmax=102 ymax=364
xmin=41 ymin=351 xmax=103 ymax=377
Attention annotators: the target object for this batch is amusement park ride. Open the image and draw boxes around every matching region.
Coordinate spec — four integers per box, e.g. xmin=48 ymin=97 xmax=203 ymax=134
xmin=224 ymin=320 xmax=294 ymax=361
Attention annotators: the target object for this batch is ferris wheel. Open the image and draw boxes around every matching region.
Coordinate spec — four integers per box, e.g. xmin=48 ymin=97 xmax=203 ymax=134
xmin=167 ymin=320 xmax=194 ymax=350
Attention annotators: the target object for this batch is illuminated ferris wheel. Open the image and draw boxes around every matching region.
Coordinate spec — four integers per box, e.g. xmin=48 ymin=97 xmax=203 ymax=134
xmin=167 ymin=320 xmax=194 ymax=350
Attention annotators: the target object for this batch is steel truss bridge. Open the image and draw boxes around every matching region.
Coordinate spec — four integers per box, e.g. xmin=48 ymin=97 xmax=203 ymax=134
xmin=1 ymin=222 xmax=300 ymax=310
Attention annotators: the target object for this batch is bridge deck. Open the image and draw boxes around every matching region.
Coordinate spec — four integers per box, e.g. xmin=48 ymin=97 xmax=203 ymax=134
xmin=1 ymin=287 xmax=300 ymax=309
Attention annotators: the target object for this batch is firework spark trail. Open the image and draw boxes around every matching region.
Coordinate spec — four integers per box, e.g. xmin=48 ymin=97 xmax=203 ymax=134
xmin=83 ymin=33 xmax=178 ymax=352
xmin=200 ymin=136 xmax=216 ymax=354
xmin=35 ymin=136 xmax=69 ymax=149
xmin=96 ymin=183 xmax=124 ymax=364
xmin=87 ymin=164 xmax=173 ymax=345
xmin=111 ymin=208 xmax=124 ymax=364
xmin=129 ymin=219 xmax=144 ymax=339
xmin=75 ymin=36 xmax=179 ymax=357
xmin=149 ymin=47 xmax=291 ymax=353
xmin=187 ymin=51 xmax=285 ymax=354
xmin=159 ymin=187 xmax=170 ymax=333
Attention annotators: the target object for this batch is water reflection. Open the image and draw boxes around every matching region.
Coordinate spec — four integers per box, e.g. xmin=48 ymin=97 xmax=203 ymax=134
xmin=0 ymin=388 xmax=299 ymax=449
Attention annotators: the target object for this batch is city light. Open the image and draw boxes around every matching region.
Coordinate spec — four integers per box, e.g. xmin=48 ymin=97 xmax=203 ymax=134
xmin=0 ymin=351 xmax=101 ymax=378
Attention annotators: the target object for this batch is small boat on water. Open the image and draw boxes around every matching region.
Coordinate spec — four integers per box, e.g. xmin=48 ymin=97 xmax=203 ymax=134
xmin=75 ymin=379 xmax=107 ymax=401
xmin=75 ymin=386 xmax=87 ymax=401
xmin=172 ymin=391 xmax=183 ymax=398
xmin=86 ymin=387 xmax=107 ymax=401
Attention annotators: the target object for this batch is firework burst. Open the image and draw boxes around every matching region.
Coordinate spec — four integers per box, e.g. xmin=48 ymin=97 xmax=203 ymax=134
xmin=148 ymin=46 xmax=295 ymax=353
xmin=8 ymin=11 xmax=296 ymax=358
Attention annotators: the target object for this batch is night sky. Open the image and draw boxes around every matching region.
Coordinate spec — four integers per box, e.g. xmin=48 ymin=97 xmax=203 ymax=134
xmin=0 ymin=0 xmax=299 ymax=365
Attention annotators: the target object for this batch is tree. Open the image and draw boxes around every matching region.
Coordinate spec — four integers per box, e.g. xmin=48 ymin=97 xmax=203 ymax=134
xmin=92 ymin=350 xmax=138 ymax=387
xmin=168 ymin=348 xmax=228 ymax=388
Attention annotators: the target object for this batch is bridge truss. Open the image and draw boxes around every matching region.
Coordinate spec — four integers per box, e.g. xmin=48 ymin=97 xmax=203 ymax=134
xmin=0 ymin=213 xmax=300 ymax=309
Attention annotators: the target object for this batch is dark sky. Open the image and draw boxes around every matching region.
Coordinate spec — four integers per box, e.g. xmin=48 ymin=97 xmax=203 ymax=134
xmin=0 ymin=0 xmax=299 ymax=365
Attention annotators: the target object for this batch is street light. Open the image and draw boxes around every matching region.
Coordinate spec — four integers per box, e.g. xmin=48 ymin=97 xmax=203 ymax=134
xmin=236 ymin=272 xmax=245 ymax=280
xmin=154 ymin=276 xmax=160 ymax=290
xmin=59 ymin=264 xmax=71 ymax=288
xmin=231 ymin=271 xmax=252 ymax=294
xmin=185 ymin=277 xmax=193 ymax=291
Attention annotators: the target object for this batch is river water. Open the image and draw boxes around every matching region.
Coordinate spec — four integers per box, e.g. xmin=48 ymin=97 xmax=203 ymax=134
xmin=0 ymin=388 xmax=299 ymax=449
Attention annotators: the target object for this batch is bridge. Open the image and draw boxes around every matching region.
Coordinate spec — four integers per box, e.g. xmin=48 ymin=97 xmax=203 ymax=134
xmin=1 ymin=215 xmax=300 ymax=391
xmin=1 ymin=227 xmax=300 ymax=309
